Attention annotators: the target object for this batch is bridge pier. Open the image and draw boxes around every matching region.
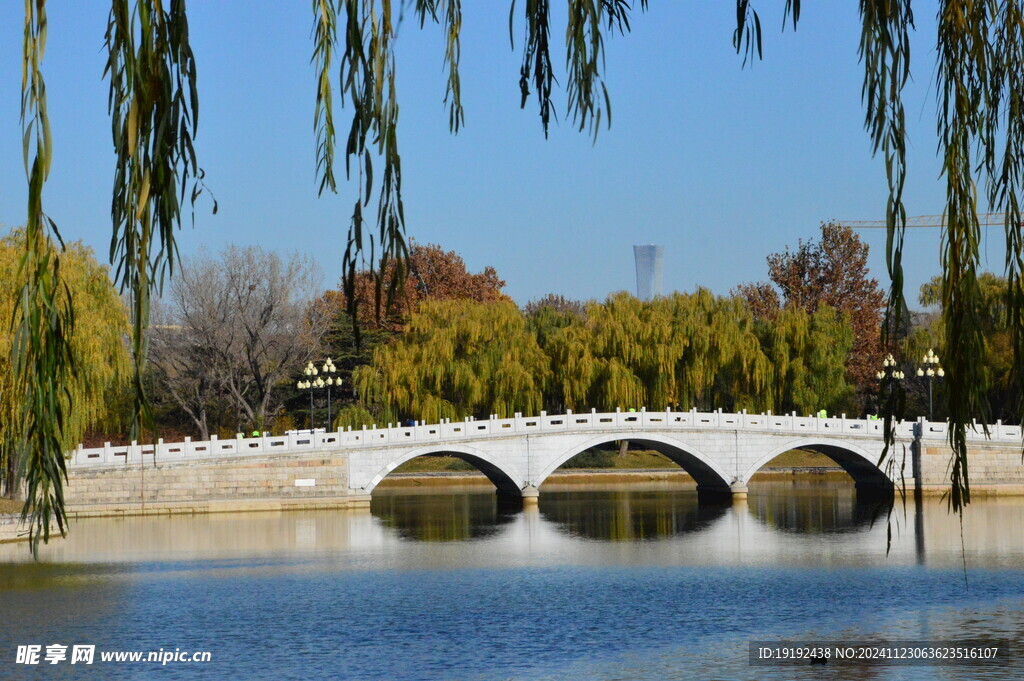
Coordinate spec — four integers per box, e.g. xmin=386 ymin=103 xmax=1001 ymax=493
xmin=696 ymin=483 xmax=748 ymax=505
xmin=495 ymin=485 xmax=540 ymax=506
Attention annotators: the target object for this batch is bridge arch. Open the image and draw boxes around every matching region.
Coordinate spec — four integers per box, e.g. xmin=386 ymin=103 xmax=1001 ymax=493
xmin=364 ymin=443 xmax=525 ymax=495
xmin=740 ymin=439 xmax=895 ymax=490
xmin=534 ymin=432 xmax=733 ymax=491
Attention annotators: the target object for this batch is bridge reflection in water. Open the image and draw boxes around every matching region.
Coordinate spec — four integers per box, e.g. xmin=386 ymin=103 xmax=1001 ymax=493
xmin=537 ymin=488 xmax=727 ymax=541
xmin=12 ymin=481 xmax=1024 ymax=570
xmin=371 ymin=481 xmax=888 ymax=543
xmin=746 ymin=480 xmax=892 ymax=535
xmin=371 ymin=491 xmax=519 ymax=542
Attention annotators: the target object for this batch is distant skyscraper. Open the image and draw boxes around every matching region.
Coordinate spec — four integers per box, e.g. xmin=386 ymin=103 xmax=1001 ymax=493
xmin=633 ymin=245 xmax=664 ymax=301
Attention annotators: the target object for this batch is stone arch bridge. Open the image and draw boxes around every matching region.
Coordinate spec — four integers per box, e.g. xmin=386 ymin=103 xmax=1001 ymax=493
xmin=66 ymin=409 xmax=1024 ymax=514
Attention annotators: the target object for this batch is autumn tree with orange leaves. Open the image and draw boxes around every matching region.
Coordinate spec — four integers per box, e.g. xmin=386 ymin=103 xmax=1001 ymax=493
xmin=322 ymin=242 xmax=511 ymax=332
xmin=306 ymin=243 xmax=511 ymax=418
xmin=735 ymin=223 xmax=885 ymax=405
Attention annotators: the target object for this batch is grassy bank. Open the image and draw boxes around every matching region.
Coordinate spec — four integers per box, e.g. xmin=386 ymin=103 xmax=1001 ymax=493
xmin=390 ymin=448 xmax=840 ymax=474
xmin=0 ymin=498 xmax=22 ymax=515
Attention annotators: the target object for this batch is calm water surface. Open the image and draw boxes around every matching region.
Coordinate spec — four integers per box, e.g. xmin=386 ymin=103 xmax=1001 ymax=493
xmin=2 ymin=479 xmax=1024 ymax=680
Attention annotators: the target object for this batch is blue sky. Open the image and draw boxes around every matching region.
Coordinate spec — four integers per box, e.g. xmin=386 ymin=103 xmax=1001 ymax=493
xmin=0 ymin=2 xmax=1003 ymax=307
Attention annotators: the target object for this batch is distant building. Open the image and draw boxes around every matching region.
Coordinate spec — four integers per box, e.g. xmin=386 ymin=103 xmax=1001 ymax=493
xmin=633 ymin=245 xmax=664 ymax=301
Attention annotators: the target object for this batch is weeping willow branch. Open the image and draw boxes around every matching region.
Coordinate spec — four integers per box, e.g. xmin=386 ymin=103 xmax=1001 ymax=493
xmin=984 ymin=1 xmax=1024 ymax=445
xmin=858 ymin=0 xmax=914 ymax=524
xmin=413 ymin=0 xmax=465 ymax=132
xmin=313 ymin=0 xmax=338 ymax=196
xmin=332 ymin=0 xmax=409 ymax=337
xmin=733 ymin=0 xmax=764 ymax=66
xmin=567 ymin=1 xmax=646 ymax=140
xmin=514 ymin=0 xmax=555 ymax=135
xmin=105 ymin=0 xmax=209 ymax=440
xmin=565 ymin=0 xmax=635 ymax=140
xmin=936 ymin=0 xmax=994 ymax=514
xmin=16 ymin=0 xmax=76 ymax=556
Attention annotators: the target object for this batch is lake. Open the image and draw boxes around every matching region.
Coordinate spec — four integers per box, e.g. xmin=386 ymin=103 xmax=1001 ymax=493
xmin=1 ymin=478 xmax=1023 ymax=679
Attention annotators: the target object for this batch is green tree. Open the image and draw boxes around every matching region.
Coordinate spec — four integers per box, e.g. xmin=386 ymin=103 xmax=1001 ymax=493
xmin=308 ymin=243 xmax=511 ymax=426
xmin=525 ymin=294 xmax=587 ymax=348
xmin=917 ymin=272 xmax=1017 ymax=422
xmin=0 ymin=231 xmax=129 ymax=516
xmin=354 ymin=300 xmax=550 ymax=422
xmin=544 ymin=291 xmax=772 ymax=414
xmin=760 ymin=305 xmax=854 ymax=416
xmin=332 ymin=404 xmax=377 ymax=430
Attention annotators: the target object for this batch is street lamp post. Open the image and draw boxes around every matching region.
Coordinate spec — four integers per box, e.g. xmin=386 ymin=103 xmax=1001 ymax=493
xmin=300 ymin=361 xmax=319 ymax=429
xmin=915 ymin=348 xmax=944 ymax=421
xmin=876 ymin=353 xmax=905 ymax=416
xmin=322 ymin=358 xmax=338 ymax=429
xmin=876 ymin=353 xmax=906 ymax=382
xmin=297 ymin=359 xmax=341 ymax=431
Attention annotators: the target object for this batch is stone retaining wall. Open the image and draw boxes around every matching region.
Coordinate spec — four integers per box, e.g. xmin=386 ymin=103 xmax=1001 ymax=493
xmin=0 ymin=514 xmax=25 ymax=543
xmin=918 ymin=439 xmax=1024 ymax=495
xmin=65 ymin=453 xmax=364 ymax=518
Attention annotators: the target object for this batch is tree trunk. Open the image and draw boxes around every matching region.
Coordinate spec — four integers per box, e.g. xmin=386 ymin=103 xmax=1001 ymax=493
xmin=618 ymin=440 xmax=629 ymax=458
xmin=197 ymin=408 xmax=210 ymax=442
xmin=2 ymin=451 xmax=21 ymax=500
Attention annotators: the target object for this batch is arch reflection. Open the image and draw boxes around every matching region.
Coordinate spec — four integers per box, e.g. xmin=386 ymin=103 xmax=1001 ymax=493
xmin=370 ymin=490 xmax=518 ymax=542
xmin=748 ymin=480 xmax=892 ymax=534
xmin=539 ymin=488 xmax=728 ymax=541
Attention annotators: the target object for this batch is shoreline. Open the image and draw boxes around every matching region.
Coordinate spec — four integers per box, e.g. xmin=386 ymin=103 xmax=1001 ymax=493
xmin=5 ymin=466 xmax=1001 ymax=543
xmin=1 ymin=468 xmax=844 ymax=543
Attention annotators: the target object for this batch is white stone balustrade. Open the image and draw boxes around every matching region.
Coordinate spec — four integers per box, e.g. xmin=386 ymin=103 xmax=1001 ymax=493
xmin=67 ymin=408 xmax=1020 ymax=470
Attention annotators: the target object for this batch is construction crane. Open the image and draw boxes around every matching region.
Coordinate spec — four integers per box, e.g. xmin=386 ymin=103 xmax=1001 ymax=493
xmin=836 ymin=213 xmax=1014 ymax=229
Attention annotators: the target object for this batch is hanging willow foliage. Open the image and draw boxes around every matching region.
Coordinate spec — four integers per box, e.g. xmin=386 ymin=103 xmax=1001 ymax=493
xmin=17 ymin=0 xmax=76 ymax=556
xmin=931 ymin=1 xmax=1024 ymax=514
xmin=1 ymin=232 xmax=131 ymax=502
xmin=312 ymin=0 xmax=408 ymax=341
xmin=104 ymin=0 xmax=209 ymax=442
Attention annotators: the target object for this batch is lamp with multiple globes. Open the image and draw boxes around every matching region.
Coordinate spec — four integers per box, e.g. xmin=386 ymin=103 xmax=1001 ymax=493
xmin=876 ymin=353 xmax=905 ymax=381
xmin=295 ymin=358 xmax=341 ymax=430
xmin=875 ymin=350 xmax=944 ymax=421
xmin=915 ymin=349 xmax=944 ymax=421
